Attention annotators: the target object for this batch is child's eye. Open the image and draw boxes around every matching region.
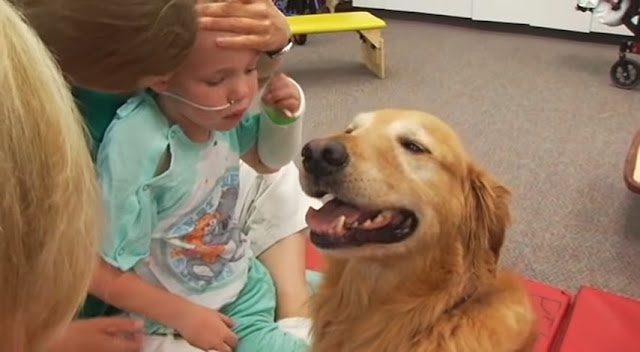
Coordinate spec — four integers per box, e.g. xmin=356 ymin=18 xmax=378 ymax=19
xmin=204 ymin=77 xmax=224 ymax=86
xmin=245 ymin=67 xmax=257 ymax=75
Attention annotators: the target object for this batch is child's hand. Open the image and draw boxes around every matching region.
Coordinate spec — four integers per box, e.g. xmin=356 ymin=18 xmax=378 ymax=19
xmin=175 ymin=304 xmax=237 ymax=352
xmin=262 ymin=72 xmax=300 ymax=117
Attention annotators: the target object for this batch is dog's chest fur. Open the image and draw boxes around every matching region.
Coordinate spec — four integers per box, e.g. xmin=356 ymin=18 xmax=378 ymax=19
xmin=311 ymin=260 xmax=440 ymax=352
xmin=310 ymin=259 xmax=537 ymax=352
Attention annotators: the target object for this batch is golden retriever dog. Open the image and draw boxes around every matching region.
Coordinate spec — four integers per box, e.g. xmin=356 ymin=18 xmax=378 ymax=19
xmin=299 ymin=109 xmax=537 ymax=352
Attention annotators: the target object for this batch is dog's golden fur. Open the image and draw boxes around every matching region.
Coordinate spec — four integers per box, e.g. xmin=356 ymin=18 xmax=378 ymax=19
xmin=300 ymin=109 xmax=537 ymax=352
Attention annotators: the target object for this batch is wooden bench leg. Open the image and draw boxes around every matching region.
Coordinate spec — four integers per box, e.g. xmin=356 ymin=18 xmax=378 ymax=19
xmin=623 ymin=129 xmax=640 ymax=193
xmin=326 ymin=0 xmax=337 ymax=13
xmin=358 ymin=29 xmax=385 ymax=79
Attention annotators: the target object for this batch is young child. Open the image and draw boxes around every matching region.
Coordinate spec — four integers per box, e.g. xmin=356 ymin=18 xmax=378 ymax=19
xmin=13 ymin=1 xmax=315 ymax=350
xmin=11 ymin=5 xmax=199 ymax=338
xmin=0 ymin=0 xmax=102 ymax=350
xmin=94 ymin=25 xmax=312 ymax=352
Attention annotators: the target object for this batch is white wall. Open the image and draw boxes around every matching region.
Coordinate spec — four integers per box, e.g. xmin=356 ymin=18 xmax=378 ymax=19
xmin=355 ymin=0 xmax=636 ymax=37
xmin=356 ymin=0 xmax=473 ymax=18
xmin=472 ymin=0 xmax=530 ymax=24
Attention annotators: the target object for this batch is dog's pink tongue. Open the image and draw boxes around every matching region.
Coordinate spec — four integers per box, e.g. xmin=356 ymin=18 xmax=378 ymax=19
xmin=305 ymin=199 xmax=364 ymax=233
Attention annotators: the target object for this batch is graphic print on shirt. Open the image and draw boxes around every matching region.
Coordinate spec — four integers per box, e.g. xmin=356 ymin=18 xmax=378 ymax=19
xmin=158 ymin=165 xmax=247 ymax=293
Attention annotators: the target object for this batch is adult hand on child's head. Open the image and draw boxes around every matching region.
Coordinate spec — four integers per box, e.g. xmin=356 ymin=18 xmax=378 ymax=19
xmin=175 ymin=305 xmax=237 ymax=352
xmin=197 ymin=0 xmax=291 ymax=52
xmin=262 ymin=72 xmax=301 ymax=116
xmin=48 ymin=318 xmax=144 ymax=352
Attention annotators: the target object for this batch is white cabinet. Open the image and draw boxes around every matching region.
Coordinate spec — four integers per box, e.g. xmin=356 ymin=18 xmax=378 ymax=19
xmin=353 ymin=0 xmax=386 ymax=10
xmin=453 ymin=0 xmax=596 ymax=32
xmin=385 ymin=0 xmax=473 ymax=18
xmin=528 ymin=0 xmax=593 ymax=32
xmin=355 ymin=0 xmax=635 ymax=37
xmin=471 ymin=0 xmax=530 ymax=24
xmin=355 ymin=0 xmax=473 ymax=18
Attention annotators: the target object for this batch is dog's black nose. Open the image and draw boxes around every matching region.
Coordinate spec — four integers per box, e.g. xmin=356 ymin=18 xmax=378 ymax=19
xmin=301 ymin=139 xmax=349 ymax=177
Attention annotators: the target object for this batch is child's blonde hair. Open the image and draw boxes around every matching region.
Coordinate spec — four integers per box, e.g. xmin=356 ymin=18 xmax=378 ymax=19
xmin=12 ymin=0 xmax=198 ymax=92
xmin=0 ymin=1 xmax=102 ymax=350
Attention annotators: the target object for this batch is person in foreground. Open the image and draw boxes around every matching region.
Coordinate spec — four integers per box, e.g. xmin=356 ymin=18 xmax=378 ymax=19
xmin=93 ymin=21 xmax=311 ymax=352
xmin=12 ymin=0 xmax=316 ymax=351
xmin=0 ymin=0 xmax=102 ymax=350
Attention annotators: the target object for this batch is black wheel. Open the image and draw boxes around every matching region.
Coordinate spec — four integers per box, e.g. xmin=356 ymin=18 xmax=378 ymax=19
xmin=293 ymin=34 xmax=307 ymax=45
xmin=610 ymin=58 xmax=640 ymax=89
xmin=334 ymin=0 xmax=353 ymax=12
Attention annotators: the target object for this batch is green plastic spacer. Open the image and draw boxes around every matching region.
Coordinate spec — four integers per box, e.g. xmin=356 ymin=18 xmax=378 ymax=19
xmin=263 ymin=105 xmax=299 ymax=126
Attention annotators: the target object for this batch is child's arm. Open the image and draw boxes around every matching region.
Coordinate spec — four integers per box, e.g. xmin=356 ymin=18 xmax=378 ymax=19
xmin=241 ymin=73 xmax=305 ymax=173
xmin=90 ymin=259 xmax=190 ymax=326
xmin=91 ymin=258 xmax=237 ymax=351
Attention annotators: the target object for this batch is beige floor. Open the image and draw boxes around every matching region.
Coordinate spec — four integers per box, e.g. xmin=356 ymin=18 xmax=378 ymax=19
xmin=281 ymin=10 xmax=640 ymax=299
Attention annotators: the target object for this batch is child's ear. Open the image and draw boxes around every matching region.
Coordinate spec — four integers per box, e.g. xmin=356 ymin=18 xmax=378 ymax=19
xmin=138 ymin=74 xmax=171 ymax=92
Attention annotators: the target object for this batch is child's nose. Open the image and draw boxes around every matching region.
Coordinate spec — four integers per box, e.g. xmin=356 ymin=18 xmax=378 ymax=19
xmin=230 ymin=79 xmax=253 ymax=103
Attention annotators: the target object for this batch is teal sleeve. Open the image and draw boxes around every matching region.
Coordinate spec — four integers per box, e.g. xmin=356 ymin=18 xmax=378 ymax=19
xmin=95 ymin=94 xmax=169 ymax=270
xmin=233 ymin=113 xmax=260 ymax=155
xmin=72 ymin=86 xmax=131 ymax=158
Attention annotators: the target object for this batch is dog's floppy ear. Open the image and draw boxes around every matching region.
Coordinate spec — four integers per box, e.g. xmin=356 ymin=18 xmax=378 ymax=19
xmin=465 ymin=163 xmax=511 ymax=262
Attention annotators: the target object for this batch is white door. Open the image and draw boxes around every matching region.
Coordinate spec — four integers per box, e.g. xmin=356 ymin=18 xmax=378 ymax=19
xmin=471 ymin=0 xmax=530 ymax=24
xmin=384 ymin=0 xmax=473 ymax=18
xmin=528 ymin=0 xmax=593 ymax=32
xmin=352 ymin=0 xmax=387 ymax=9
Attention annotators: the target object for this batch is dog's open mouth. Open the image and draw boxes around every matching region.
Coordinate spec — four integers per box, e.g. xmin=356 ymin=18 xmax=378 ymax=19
xmin=305 ymin=196 xmax=418 ymax=249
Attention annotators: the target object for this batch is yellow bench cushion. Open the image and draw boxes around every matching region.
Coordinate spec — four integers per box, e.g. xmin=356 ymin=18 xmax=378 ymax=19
xmin=287 ymin=11 xmax=387 ymax=35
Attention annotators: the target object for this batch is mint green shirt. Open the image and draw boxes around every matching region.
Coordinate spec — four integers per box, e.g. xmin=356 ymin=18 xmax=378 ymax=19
xmin=72 ymin=87 xmax=131 ymax=157
xmin=73 ymin=88 xmax=261 ymax=322
xmin=97 ymin=91 xmax=259 ymax=332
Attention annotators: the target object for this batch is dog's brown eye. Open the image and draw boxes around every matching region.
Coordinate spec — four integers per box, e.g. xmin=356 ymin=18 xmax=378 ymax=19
xmin=344 ymin=127 xmax=354 ymax=134
xmin=400 ymin=139 xmax=429 ymax=154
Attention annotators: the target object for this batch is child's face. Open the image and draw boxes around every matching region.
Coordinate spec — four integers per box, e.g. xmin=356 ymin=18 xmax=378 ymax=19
xmin=158 ymin=30 xmax=260 ymax=132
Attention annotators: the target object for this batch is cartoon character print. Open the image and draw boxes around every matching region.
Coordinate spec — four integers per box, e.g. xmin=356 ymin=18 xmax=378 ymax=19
xmin=170 ymin=212 xmax=226 ymax=264
xmin=164 ymin=174 xmax=247 ymax=291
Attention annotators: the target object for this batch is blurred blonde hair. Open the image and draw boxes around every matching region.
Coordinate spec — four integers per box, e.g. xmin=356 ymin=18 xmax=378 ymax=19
xmin=0 ymin=1 xmax=102 ymax=350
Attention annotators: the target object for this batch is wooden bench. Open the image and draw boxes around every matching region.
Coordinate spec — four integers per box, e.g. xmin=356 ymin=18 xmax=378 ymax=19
xmin=286 ymin=11 xmax=387 ymax=79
